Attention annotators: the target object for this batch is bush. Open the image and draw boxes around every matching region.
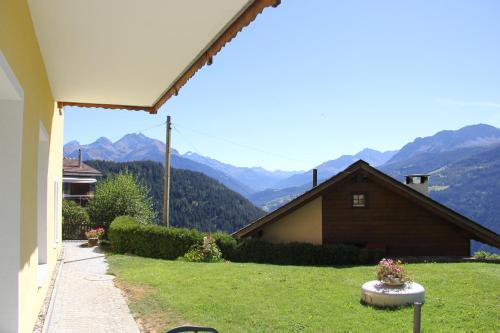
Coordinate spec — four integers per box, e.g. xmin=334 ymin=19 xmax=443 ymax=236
xmin=474 ymin=251 xmax=500 ymax=260
xmin=109 ymin=216 xmax=203 ymax=259
xmin=358 ymin=247 xmax=386 ymax=265
xmin=62 ymin=200 xmax=90 ymax=224
xmin=88 ymin=172 xmax=156 ymax=228
xmin=107 ymin=216 xmax=140 ymax=253
xmin=183 ymin=236 xmax=223 ymax=263
xmin=222 ymin=239 xmax=381 ymax=266
xmin=108 ymin=216 xmax=384 ymax=265
xmin=212 ymin=231 xmax=238 ymax=258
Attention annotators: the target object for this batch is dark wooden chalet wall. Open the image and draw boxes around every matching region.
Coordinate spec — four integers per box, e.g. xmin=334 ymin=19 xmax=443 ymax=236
xmin=69 ymin=183 xmax=91 ymax=195
xmin=322 ymin=171 xmax=470 ymax=256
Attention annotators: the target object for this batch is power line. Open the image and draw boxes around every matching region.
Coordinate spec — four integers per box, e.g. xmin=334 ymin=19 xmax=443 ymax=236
xmin=174 ymin=123 xmax=309 ymax=164
xmin=135 ymin=121 xmax=166 ymax=134
xmin=172 ymin=124 xmax=202 ymax=154
xmin=120 ymin=120 xmax=308 ymax=165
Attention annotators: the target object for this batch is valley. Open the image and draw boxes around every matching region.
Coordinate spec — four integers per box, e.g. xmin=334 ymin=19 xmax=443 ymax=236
xmin=65 ymin=123 xmax=500 ymax=251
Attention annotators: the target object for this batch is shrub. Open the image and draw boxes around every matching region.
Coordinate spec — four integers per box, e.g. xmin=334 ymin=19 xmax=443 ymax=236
xmin=62 ymin=200 xmax=90 ymax=224
xmin=183 ymin=235 xmax=223 ymax=263
xmin=358 ymin=247 xmax=386 ymax=265
xmin=212 ymin=231 xmax=238 ymax=258
xmin=218 ymin=239 xmax=383 ymax=266
xmin=474 ymin=251 xmax=500 ymax=260
xmin=474 ymin=251 xmax=488 ymax=259
xmin=107 ymin=216 xmax=140 ymax=253
xmin=223 ymin=239 xmax=376 ymax=266
xmin=109 ymin=216 xmax=203 ymax=259
xmin=88 ymin=172 xmax=156 ymax=228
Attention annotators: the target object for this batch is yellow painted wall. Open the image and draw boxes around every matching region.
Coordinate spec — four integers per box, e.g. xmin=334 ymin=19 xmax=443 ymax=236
xmin=261 ymin=197 xmax=323 ymax=245
xmin=0 ymin=0 xmax=63 ymax=332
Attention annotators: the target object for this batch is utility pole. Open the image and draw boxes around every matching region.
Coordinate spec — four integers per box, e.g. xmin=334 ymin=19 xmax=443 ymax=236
xmin=163 ymin=115 xmax=172 ymax=227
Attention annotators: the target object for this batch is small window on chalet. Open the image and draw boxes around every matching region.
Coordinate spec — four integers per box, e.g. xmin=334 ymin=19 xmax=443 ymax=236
xmin=352 ymin=194 xmax=366 ymax=207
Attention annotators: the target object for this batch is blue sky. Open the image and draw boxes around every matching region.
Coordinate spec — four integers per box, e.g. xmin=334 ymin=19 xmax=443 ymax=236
xmin=64 ymin=0 xmax=500 ymax=171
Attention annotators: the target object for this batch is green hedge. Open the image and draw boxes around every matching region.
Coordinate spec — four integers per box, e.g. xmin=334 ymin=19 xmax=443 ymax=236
xmin=223 ymin=239 xmax=384 ymax=266
xmin=109 ymin=216 xmax=383 ymax=265
xmin=109 ymin=216 xmax=202 ymax=259
xmin=62 ymin=200 xmax=90 ymax=224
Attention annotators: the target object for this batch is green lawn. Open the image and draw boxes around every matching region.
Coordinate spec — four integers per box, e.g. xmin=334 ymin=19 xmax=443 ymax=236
xmin=107 ymin=255 xmax=500 ymax=333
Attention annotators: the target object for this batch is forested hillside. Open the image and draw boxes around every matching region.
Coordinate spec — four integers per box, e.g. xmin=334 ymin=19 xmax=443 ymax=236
xmin=85 ymin=160 xmax=264 ymax=232
xmin=429 ymin=146 xmax=500 ymax=252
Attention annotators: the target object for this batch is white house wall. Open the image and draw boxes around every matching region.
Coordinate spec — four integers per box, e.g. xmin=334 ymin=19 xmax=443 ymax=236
xmin=0 ymin=51 xmax=24 ymax=333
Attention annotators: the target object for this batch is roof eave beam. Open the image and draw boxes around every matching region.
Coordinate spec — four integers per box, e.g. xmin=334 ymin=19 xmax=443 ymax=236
xmin=57 ymin=0 xmax=281 ymax=114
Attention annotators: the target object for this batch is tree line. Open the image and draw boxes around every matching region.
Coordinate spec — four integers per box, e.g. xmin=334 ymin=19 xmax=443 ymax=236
xmin=85 ymin=160 xmax=265 ymax=232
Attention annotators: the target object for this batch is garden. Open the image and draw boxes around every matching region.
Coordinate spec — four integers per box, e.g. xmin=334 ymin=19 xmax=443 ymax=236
xmin=104 ymin=217 xmax=499 ymax=333
xmin=64 ymin=171 xmax=500 ymax=332
xmin=107 ymin=255 xmax=500 ymax=332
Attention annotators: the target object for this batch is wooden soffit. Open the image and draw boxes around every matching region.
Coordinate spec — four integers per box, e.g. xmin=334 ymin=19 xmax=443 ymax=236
xmin=29 ymin=0 xmax=281 ymax=114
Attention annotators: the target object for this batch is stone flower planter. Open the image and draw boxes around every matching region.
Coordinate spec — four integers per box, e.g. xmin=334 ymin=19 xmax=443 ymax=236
xmin=381 ymin=277 xmax=405 ymax=287
xmin=87 ymin=238 xmax=99 ymax=247
xmin=361 ymin=280 xmax=425 ymax=307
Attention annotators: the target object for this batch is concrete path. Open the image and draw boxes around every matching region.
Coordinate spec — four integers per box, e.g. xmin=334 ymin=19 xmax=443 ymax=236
xmin=45 ymin=241 xmax=140 ymax=333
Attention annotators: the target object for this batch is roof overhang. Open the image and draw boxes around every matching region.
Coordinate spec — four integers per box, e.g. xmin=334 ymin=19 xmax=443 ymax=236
xmin=62 ymin=177 xmax=97 ymax=184
xmin=28 ymin=0 xmax=280 ymax=114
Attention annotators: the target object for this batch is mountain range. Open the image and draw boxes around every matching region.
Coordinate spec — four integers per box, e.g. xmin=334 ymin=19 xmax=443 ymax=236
xmin=65 ymin=134 xmax=255 ymax=196
xmin=64 ymin=124 xmax=500 ymax=200
xmin=64 ymin=134 xmax=398 ymax=196
xmin=65 ymin=123 xmax=500 ymax=251
xmin=273 ymin=148 xmax=398 ymax=189
xmin=181 ymin=152 xmax=299 ymax=191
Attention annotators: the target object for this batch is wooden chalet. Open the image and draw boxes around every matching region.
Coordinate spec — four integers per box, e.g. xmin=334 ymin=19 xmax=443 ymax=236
xmin=233 ymin=160 xmax=500 ymax=256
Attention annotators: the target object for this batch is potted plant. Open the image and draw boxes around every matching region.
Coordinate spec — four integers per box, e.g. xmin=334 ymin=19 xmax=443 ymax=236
xmin=376 ymin=258 xmax=410 ymax=286
xmin=85 ymin=227 xmax=104 ymax=247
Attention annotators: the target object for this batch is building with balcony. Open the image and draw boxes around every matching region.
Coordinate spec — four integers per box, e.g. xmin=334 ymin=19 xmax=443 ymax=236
xmin=63 ymin=151 xmax=102 ymax=206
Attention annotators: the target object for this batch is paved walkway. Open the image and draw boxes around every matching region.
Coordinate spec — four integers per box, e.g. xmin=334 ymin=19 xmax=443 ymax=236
xmin=45 ymin=242 xmax=140 ymax=333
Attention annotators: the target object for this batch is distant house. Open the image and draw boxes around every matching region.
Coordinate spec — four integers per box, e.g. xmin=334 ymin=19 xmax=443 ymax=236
xmin=233 ymin=160 xmax=500 ymax=256
xmin=63 ymin=150 xmax=102 ymax=206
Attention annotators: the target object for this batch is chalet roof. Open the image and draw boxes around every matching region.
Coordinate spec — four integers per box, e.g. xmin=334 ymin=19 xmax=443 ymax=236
xmin=63 ymin=158 xmax=102 ymax=177
xmin=233 ymin=160 xmax=500 ymax=249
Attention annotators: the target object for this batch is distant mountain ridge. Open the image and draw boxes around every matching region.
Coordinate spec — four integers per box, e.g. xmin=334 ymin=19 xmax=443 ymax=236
xmin=385 ymin=124 xmax=500 ymax=165
xmin=64 ymin=134 xmax=253 ymax=196
xmin=64 ymin=134 xmax=397 ymax=196
xmin=381 ymin=124 xmax=500 ymax=180
xmin=273 ymin=148 xmax=398 ymax=189
xmin=183 ymin=152 xmax=300 ymax=191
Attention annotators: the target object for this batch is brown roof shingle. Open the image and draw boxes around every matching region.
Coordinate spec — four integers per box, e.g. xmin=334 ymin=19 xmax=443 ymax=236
xmin=63 ymin=158 xmax=102 ymax=177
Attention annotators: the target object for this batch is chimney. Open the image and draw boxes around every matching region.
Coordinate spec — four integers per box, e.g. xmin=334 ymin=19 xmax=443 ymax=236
xmin=78 ymin=149 xmax=82 ymax=168
xmin=312 ymin=168 xmax=318 ymax=188
xmin=405 ymin=174 xmax=429 ymax=196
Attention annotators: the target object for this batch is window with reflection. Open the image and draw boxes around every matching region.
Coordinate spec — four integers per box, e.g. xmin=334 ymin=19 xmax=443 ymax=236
xmin=352 ymin=194 xmax=366 ymax=207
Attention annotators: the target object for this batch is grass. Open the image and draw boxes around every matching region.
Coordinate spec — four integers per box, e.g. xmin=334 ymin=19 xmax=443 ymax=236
xmin=107 ymin=254 xmax=500 ymax=333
